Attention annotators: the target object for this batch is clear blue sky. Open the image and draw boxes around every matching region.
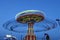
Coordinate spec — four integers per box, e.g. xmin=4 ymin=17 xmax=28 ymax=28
xmin=0 ymin=0 xmax=60 ymax=40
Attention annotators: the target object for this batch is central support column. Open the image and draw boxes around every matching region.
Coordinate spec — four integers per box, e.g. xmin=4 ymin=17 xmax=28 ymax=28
xmin=28 ymin=22 xmax=34 ymax=35
xmin=24 ymin=22 xmax=36 ymax=40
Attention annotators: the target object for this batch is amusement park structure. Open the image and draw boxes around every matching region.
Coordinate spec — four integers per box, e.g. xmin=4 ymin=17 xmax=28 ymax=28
xmin=3 ymin=10 xmax=57 ymax=40
xmin=16 ymin=10 xmax=44 ymax=40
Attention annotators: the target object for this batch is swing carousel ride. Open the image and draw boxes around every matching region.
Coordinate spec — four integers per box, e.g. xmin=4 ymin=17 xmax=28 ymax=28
xmin=3 ymin=10 xmax=57 ymax=40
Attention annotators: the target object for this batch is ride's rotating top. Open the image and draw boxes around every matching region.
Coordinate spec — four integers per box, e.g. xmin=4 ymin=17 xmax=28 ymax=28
xmin=3 ymin=10 xmax=57 ymax=33
xmin=15 ymin=10 xmax=44 ymax=24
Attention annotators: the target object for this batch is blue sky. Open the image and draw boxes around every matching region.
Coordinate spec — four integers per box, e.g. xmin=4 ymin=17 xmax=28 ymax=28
xmin=0 ymin=0 xmax=60 ymax=40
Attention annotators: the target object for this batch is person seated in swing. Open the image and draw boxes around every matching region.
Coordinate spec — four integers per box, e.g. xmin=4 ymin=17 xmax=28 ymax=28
xmin=4 ymin=35 xmax=17 ymax=40
xmin=44 ymin=33 xmax=50 ymax=40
